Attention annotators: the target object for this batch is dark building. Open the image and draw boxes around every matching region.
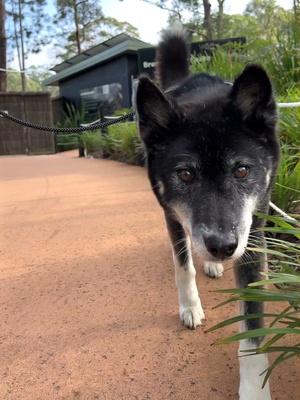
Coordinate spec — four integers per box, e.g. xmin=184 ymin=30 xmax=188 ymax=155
xmin=43 ymin=34 xmax=153 ymax=122
xmin=44 ymin=33 xmax=245 ymax=123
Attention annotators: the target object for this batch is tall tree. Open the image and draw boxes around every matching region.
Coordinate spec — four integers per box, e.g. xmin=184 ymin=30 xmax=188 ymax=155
xmin=54 ymin=0 xmax=140 ymax=60
xmin=141 ymin=0 xmax=214 ymax=40
xmin=55 ymin=0 xmax=104 ymax=55
xmin=0 ymin=0 xmax=6 ymax=91
xmin=202 ymin=0 xmax=213 ymax=40
xmin=244 ymin=0 xmax=284 ymax=42
xmin=6 ymin=0 xmax=52 ymax=91
xmin=216 ymin=0 xmax=225 ymax=39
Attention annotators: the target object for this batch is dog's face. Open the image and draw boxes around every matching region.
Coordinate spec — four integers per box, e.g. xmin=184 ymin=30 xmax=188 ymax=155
xmin=136 ymin=65 xmax=280 ymax=263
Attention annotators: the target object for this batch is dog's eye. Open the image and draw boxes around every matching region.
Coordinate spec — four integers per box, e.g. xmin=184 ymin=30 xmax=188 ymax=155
xmin=178 ymin=169 xmax=193 ymax=183
xmin=233 ymin=166 xmax=249 ymax=179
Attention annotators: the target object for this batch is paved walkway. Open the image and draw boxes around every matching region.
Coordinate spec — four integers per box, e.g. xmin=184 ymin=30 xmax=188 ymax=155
xmin=0 ymin=151 xmax=298 ymax=399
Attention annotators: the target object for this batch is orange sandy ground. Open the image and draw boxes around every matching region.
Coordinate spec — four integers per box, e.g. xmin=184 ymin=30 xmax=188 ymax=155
xmin=0 ymin=151 xmax=298 ymax=399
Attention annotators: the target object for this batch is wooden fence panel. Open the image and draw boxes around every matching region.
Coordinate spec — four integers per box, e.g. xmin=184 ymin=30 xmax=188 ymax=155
xmin=0 ymin=92 xmax=55 ymax=155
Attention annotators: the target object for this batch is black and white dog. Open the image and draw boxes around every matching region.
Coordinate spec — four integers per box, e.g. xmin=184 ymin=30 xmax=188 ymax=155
xmin=136 ymin=29 xmax=280 ymax=400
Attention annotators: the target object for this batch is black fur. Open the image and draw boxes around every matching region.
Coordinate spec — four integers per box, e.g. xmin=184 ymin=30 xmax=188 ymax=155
xmin=136 ymin=28 xmax=280 ymax=362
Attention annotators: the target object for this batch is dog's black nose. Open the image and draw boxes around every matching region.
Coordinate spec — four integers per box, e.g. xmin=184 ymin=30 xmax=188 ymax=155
xmin=204 ymin=234 xmax=238 ymax=259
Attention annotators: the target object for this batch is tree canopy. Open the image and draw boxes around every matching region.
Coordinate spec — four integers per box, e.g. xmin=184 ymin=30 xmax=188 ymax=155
xmin=1 ymin=0 xmax=299 ymax=92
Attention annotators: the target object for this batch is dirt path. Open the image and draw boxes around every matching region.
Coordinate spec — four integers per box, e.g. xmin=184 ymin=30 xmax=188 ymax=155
xmin=0 ymin=151 xmax=298 ymax=400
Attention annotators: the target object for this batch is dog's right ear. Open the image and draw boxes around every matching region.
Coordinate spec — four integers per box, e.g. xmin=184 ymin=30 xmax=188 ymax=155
xmin=136 ymin=76 xmax=175 ymax=146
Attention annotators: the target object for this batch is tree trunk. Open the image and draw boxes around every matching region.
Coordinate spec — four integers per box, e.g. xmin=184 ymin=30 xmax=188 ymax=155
xmin=202 ymin=0 xmax=213 ymax=40
xmin=293 ymin=0 xmax=300 ymax=26
xmin=0 ymin=0 xmax=7 ymax=91
xmin=17 ymin=0 xmax=26 ymax=92
xmin=216 ymin=0 xmax=225 ymax=39
xmin=74 ymin=0 xmax=81 ymax=54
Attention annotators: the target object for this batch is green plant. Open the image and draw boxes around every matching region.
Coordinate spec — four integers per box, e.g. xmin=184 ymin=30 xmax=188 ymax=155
xmin=113 ymin=108 xmax=132 ymax=117
xmin=278 ymin=86 xmax=300 ymax=147
xmin=81 ymin=131 xmax=103 ymax=154
xmin=262 ymin=19 xmax=300 ymax=93
xmin=81 ymin=122 xmax=144 ymax=165
xmin=207 ymin=214 xmax=300 ymax=386
xmin=62 ymin=102 xmax=86 ymax=128
xmin=105 ymin=122 xmax=143 ymax=165
xmin=55 ymin=102 xmax=86 ymax=152
xmin=190 ymin=41 xmax=247 ymax=80
xmin=190 ymin=24 xmax=299 ymax=95
xmin=272 ymin=146 xmax=300 ymax=214
xmin=56 ymin=133 xmax=81 ymax=152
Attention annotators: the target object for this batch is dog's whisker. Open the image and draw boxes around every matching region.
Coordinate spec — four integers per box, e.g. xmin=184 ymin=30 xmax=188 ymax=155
xmin=173 ymin=237 xmax=186 ymax=247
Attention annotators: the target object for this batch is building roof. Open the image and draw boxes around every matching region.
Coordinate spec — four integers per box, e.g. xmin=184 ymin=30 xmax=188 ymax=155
xmin=43 ymin=33 xmax=152 ymax=87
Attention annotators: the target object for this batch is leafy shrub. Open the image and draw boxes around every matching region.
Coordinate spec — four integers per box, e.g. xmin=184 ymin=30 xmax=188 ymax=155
xmin=278 ymin=86 xmax=300 ymax=146
xmin=56 ymin=133 xmax=81 ymax=152
xmin=207 ymin=214 xmax=300 ymax=386
xmin=81 ymin=131 xmax=103 ymax=154
xmin=82 ymin=121 xmax=144 ymax=166
xmin=106 ymin=122 xmax=143 ymax=165
xmin=190 ymin=41 xmax=247 ymax=80
xmin=55 ymin=102 xmax=86 ymax=152
xmin=262 ymin=21 xmax=300 ymax=93
xmin=57 ymin=102 xmax=86 ymax=129
xmin=190 ymin=31 xmax=299 ymax=96
xmin=272 ymin=85 xmax=300 ymax=213
xmin=272 ymin=146 xmax=300 ymax=214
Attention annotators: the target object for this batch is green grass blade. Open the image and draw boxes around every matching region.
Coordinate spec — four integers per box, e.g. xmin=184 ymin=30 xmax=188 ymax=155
xmin=215 ymin=328 xmax=300 ymax=345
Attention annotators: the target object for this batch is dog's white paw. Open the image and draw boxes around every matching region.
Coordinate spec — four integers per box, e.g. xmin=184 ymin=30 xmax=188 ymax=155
xmin=204 ymin=261 xmax=224 ymax=278
xmin=179 ymin=299 xmax=205 ymax=329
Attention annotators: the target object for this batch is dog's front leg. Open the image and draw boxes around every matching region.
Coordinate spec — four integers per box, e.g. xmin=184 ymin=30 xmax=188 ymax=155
xmin=235 ymin=250 xmax=271 ymax=400
xmin=165 ymin=214 xmax=205 ymax=329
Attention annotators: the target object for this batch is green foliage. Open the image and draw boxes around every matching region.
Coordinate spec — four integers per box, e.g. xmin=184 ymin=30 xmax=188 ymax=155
xmin=54 ymin=1 xmax=140 ymax=60
xmin=261 ymin=20 xmax=300 ymax=92
xmin=26 ymin=66 xmax=59 ymax=96
xmin=6 ymin=0 xmax=52 ymax=64
xmin=81 ymin=131 xmax=103 ymax=154
xmin=190 ymin=37 xmax=300 ymax=94
xmin=207 ymin=214 xmax=300 ymax=386
xmin=56 ymin=133 xmax=81 ymax=152
xmin=81 ymin=121 xmax=144 ymax=166
xmin=7 ymin=70 xmax=42 ymax=91
xmin=243 ymin=0 xmax=289 ymax=43
xmin=272 ymin=85 xmax=300 ymax=214
xmin=6 ymin=66 xmax=59 ymax=94
xmin=54 ymin=0 xmax=103 ymax=59
xmin=60 ymin=102 xmax=86 ymax=128
xmin=278 ymin=86 xmax=300 ymax=146
xmin=190 ymin=41 xmax=247 ymax=80
xmin=106 ymin=122 xmax=142 ymax=165
xmin=55 ymin=102 xmax=86 ymax=152
xmin=112 ymin=108 xmax=132 ymax=117
xmin=272 ymin=147 xmax=300 ymax=214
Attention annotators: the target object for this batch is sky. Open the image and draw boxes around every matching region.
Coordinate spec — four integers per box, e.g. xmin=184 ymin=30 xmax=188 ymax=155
xmin=100 ymin=0 xmax=289 ymax=44
xmin=19 ymin=0 xmax=294 ymax=70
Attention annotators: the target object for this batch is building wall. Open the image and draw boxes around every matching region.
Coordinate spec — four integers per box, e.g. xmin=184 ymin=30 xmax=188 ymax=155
xmin=59 ymin=54 xmax=138 ymax=110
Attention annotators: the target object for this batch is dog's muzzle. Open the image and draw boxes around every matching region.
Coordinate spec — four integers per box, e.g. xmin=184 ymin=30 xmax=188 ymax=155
xmin=204 ymin=233 xmax=238 ymax=260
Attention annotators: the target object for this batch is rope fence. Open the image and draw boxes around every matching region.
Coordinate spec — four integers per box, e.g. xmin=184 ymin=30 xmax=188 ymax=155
xmin=0 ymin=101 xmax=299 ymax=133
xmin=0 ymin=108 xmax=135 ymax=133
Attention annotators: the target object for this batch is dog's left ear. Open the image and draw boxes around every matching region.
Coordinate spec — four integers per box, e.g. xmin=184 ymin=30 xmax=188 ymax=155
xmin=136 ymin=76 xmax=176 ymax=147
xmin=230 ymin=64 xmax=278 ymax=129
